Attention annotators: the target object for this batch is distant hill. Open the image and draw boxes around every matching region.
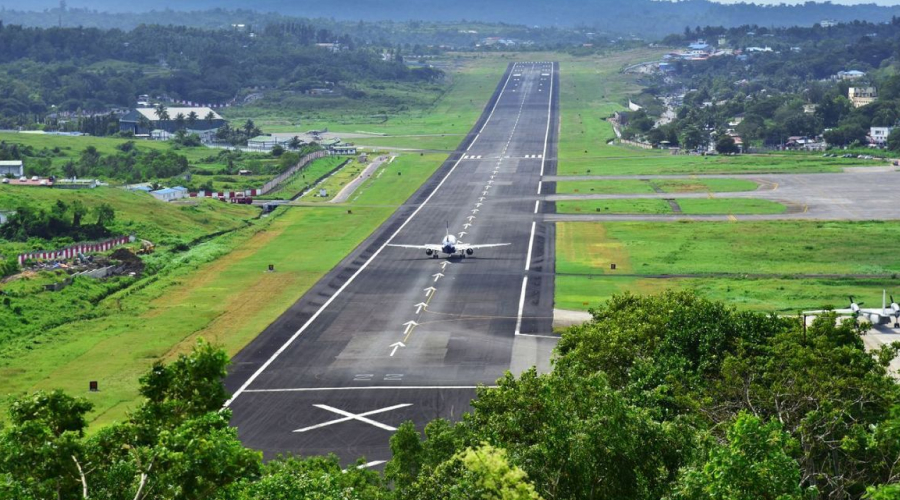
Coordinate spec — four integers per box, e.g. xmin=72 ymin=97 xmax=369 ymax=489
xmin=4 ymin=0 xmax=900 ymax=36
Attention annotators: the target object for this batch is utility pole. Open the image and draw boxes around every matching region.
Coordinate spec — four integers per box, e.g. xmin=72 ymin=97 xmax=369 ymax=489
xmin=58 ymin=0 xmax=66 ymax=28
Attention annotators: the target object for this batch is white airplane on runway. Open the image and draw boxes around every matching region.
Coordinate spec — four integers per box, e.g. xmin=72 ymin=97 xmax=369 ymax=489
xmin=804 ymin=291 xmax=900 ymax=325
xmin=388 ymin=225 xmax=510 ymax=258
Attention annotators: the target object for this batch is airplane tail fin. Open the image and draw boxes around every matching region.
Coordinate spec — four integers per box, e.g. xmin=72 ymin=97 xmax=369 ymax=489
xmin=446 ymin=221 xmax=450 ymax=237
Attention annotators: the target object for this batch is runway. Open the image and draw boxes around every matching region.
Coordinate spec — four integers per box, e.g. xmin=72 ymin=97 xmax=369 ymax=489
xmin=226 ymin=62 xmax=560 ymax=463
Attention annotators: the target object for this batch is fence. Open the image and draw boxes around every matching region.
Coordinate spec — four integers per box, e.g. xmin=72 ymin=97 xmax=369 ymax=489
xmin=18 ymin=235 xmax=134 ymax=266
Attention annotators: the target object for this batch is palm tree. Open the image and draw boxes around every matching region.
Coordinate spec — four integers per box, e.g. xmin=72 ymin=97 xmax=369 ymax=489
xmin=204 ymin=110 xmax=216 ymax=126
xmin=186 ymin=110 xmax=199 ymax=129
xmin=243 ymin=119 xmax=256 ymax=137
xmin=137 ymin=115 xmax=151 ymax=135
xmin=174 ymin=112 xmax=186 ymax=131
xmin=154 ymin=103 xmax=169 ymax=132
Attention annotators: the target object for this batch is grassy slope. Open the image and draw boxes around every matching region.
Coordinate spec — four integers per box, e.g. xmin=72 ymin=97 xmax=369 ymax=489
xmin=0 ymin=185 xmax=257 ymax=252
xmin=227 ymin=54 xmax=509 ymax=150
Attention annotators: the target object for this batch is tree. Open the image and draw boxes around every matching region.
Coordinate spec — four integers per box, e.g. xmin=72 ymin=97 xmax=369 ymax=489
xmin=186 ymin=110 xmax=198 ymax=129
xmin=410 ymin=445 xmax=542 ymax=500
xmin=288 ymin=136 xmax=302 ymax=150
xmin=71 ymin=199 xmax=87 ymax=227
xmin=243 ymin=119 xmax=256 ymax=137
xmin=154 ymin=103 xmax=169 ymax=126
xmin=672 ymin=413 xmax=811 ymax=500
xmin=0 ymin=390 xmax=93 ymax=500
xmin=94 ymin=202 xmax=115 ymax=227
xmin=271 ymin=144 xmax=285 ymax=157
xmin=173 ymin=112 xmax=186 ymax=131
xmin=204 ymin=111 xmax=216 ymax=126
xmin=137 ymin=115 xmax=152 ymax=135
xmin=680 ymin=126 xmax=708 ymax=151
xmin=715 ymin=135 xmax=740 ymax=154
xmin=886 ymin=128 xmax=900 ymax=152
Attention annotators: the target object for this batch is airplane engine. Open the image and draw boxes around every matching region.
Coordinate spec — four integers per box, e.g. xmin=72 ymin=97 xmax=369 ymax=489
xmin=466 ymin=248 xmax=474 ymax=256
xmin=425 ymin=249 xmax=433 ymax=256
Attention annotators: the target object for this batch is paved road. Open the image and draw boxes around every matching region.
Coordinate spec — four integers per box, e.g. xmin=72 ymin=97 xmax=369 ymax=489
xmin=226 ymin=62 xmax=560 ymax=464
xmin=547 ymin=171 xmax=900 ymax=221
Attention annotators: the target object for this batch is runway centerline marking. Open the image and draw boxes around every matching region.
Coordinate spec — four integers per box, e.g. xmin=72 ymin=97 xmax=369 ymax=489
xmin=293 ymin=404 xmax=412 ymax=433
xmin=224 ymin=63 xmax=519 ymax=407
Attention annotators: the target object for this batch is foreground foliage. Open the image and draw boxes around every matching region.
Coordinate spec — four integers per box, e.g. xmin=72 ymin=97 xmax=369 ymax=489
xmin=0 ymin=292 xmax=897 ymax=499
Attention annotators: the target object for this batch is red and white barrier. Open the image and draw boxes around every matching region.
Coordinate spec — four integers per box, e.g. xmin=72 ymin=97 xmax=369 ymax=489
xmin=18 ymin=235 xmax=134 ymax=266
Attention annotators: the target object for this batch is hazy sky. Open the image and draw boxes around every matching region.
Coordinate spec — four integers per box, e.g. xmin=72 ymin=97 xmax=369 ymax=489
xmin=710 ymin=0 xmax=900 ymax=4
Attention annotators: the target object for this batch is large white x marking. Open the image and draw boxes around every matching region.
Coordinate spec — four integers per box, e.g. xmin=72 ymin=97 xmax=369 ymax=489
xmin=293 ymin=403 xmax=412 ymax=433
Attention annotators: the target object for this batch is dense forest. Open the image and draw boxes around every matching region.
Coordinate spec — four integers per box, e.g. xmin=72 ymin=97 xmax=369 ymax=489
xmin=623 ymin=19 xmax=900 ymax=152
xmin=0 ymin=21 xmax=443 ymax=129
xmin=4 ymin=0 xmax=900 ymax=37
xmin=0 ymin=292 xmax=896 ymax=499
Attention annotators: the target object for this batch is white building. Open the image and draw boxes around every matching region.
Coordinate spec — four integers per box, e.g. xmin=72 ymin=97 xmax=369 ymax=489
xmin=870 ymin=127 xmax=894 ymax=146
xmin=0 ymin=160 xmax=24 ymax=177
xmin=150 ymin=186 xmax=189 ymax=202
xmin=849 ymin=87 xmax=878 ymax=108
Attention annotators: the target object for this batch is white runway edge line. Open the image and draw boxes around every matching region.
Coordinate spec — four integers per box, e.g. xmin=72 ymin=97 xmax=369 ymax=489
xmin=525 ymin=221 xmax=536 ymax=272
xmin=515 ymin=62 xmax=555 ymax=336
xmin=224 ymin=66 xmax=518 ymax=407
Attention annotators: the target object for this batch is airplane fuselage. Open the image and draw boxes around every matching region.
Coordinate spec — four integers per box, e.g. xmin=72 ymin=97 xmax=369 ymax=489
xmin=441 ymin=235 xmax=458 ymax=255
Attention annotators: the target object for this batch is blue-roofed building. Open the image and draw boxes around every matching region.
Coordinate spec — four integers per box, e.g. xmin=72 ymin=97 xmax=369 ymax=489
xmin=150 ymin=187 xmax=189 ymax=202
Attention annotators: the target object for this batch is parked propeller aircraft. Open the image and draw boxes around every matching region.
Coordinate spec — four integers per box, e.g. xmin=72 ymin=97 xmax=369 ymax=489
xmin=804 ymin=290 xmax=900 ymax=326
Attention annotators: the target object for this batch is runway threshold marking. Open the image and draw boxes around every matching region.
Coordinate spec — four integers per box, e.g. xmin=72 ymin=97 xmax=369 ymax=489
xmin=293 ymin=403 xmax=413 ymax=433
xmin=224 ymin=63 xmax=519 ymax=407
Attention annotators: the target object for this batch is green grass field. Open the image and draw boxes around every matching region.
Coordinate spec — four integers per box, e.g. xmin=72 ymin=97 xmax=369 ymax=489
xmin=555 ymin=198 xmax=787 ymax=215
xmin=225 ymin=54 xmax=509 ymax=140
xmin=555 ymin=221 xmax=900 ymax=312
xmin=555 ymin=178 xmax=759 ymax=194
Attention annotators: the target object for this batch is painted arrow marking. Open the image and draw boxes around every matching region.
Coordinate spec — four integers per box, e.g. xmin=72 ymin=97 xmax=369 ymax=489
xmin=487 ymin=180 xmax=494 ymax=185
xmin=482 ymin=191 xmax=489 ymax=196
xmin=479 ymin=197 xmax=486 ymax=202
xmin=467 ymin=215 xmax=476 ymax=222
xmin=471 ymin=209 xmax=479 ymax=214
xmin=458 ymin=232 xmax=467 ymax=238
xmin=390 ymin=342 xmax=406 ymax=357
xmin=441 ymin=261 xmax=451 ymax=271
xmin=432 ymin=273 xmax=444 ymax=283
xmin=403 ymin=321 xmax=419 ymax=334
xmin=475 ymin=203 xmax=483 ymax=208
xmin=415 ymin=302 xmax=428 ymax=314
xmin=423 ymin=287 xmax=436 ymax=298
xmin=464 ymin=223 xmax=472 ymax=229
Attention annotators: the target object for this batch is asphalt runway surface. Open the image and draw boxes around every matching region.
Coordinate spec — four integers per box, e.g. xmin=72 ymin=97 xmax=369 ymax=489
xmin=544 ymin=170 xmax=900 ymax=222
xmin=227 ymin=62 xmax=560 ymax=464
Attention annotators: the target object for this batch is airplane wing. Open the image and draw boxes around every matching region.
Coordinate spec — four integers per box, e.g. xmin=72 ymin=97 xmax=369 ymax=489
xmin=387 ymin=244 xmax=443 ymax=251
xmin=803 ymin=308 xmax=856 ymax=315
xmin=456 ymin=243 xmax=511 ymax=250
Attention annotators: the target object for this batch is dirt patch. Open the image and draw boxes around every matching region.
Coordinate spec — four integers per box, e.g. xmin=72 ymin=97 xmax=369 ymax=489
xmin=109 ymin=248 xmax=145 ymax=276
xmin=558 ymin=223 xmax=632 ymax=273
